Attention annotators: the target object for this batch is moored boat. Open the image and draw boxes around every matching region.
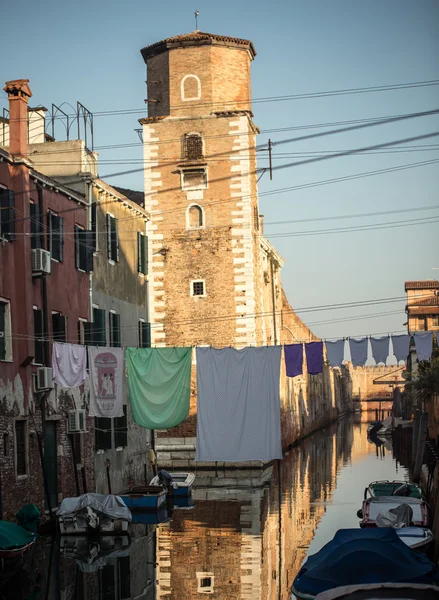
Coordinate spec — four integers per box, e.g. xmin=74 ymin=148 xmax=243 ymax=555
xmin=0 ymin=521 xmax=38 ymax=561
xmin=57 ymin=493 xmax=131 ymax=534
xmin=395 ymin=527 xmax=434 ymax=552
xmin=150 ymin=472 xmax=195 ymax=498
xmin=291 ymin=528 xmax=439 ymax=600
xmin=358 ymin=496 xmax=430 ymax=528
xmin=118 ymin=485 xmax=168 ymax=511
xmin=364 ymin=480 xmax=424 ymax=500
xmin=314 ymin=583 xmax=439 ymax=599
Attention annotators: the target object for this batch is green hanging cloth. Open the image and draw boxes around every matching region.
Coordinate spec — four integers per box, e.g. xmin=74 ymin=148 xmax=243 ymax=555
xmin=126 ymin=347 xmax=192 ymax=429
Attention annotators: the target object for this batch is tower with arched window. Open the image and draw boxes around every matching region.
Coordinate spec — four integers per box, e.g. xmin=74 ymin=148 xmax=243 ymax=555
xmin=140 ymin=31 xmax=284 ymax=350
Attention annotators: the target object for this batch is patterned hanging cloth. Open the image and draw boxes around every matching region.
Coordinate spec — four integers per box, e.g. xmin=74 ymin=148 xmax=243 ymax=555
xmin=88 ymin=347 xmax=124 ymax=418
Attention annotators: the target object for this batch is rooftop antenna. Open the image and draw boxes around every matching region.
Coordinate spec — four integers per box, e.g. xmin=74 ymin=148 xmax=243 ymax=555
xmin=194 ymin=10 xmax=199 ymax=30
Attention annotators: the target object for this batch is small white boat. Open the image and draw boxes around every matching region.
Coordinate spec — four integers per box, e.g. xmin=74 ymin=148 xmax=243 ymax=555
xmin=57 ymin=493 xmax=131 ymax=535
xmin=150 ymin=472 xmax=195 ymax=497
xmin=395 ymin=527 xmax=434 ymax=552
xmin=314 ymin=583 xmax=439 ymax=599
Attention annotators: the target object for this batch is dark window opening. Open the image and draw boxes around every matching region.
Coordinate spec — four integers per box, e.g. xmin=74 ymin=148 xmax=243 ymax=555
xmin=114 ymin=406 xmax=128 ymax=449
xmin=47 ymin=211 xmax=64 ymax=262
xmin=91 ymin=201 xmax=97 ymax=251
xmin=200 ymin=578 xmax=212 ymax=588
xmin=99 ymin=564 xmax=115 ymax=600
xmin=95 ymin=417 xmax=112 ymax=451
xmin=0 ymin=302 xmax=6 ymax=361
xmin=85 ymin=308 xmax=106 ymax=347
xmin=3 ymin=433 xmax=9 ymax=456
xmin=182 ymin=169 xmax=207 ymax=190
xmin=192 ymin=281 xmax=205 ymax=296
xmin=30 ymin=202 xmax=42 ymax=249
xmin=15 ymin=420 xmax=27 ymax=476
xmin=52 ymin=313 xmax=67 ymax=343
xmin=0 ymin=188 xmax=15 ymax=241
xmin=183 ymin=134 xmax=203 ymax=160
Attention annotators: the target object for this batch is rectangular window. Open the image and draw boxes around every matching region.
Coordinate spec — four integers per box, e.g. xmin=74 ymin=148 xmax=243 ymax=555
xmin=182 ymin=169 xmax=207 ymax=190
xmin=99 ymin=564 xmax=115 ymax=600
xmin=75 ymin=225 xmax=94 ymax=272
xmin=15 ymin=420 xmax=27 ymax=476
xmin=0 ymin=300 xmax=12 ymax=361
xmin=0 ymin=187 xmax=15 ymax=241
xmin=183 ymin=134 xmax=203 ymax=161
xmin=87 ymin=307 xmax=106 ymax=347
xmin=417 ymin=316 xmax=427 ymax=331
xmin=114 ymin=406 xmax=128 ymax=449
xmin=78 ymin=319 xmax=87 ymax=345
xmin=95 ymin=417 xmax=112 ymax=451
xmin=431 ymin=316 xmax=439 ymax=327
xmin=197 ymin=573 xmax=214 ymax=594
xmin=106 ymin=213 xmax=119 ymax=262
xmin=91 ymin=201 xmax=97 ymax=251
xmin=137 ymin=232 xmax=148 ymax=275
xmin=33 ymin=307 xmax=45 ymax=365
xmin=47 ymin=211 xmax=64 ymax=262
xmin=191 ymin=280 xmax=205 ymax=296
xmin=52 ymin=312 xmax=67 ymax=343
xmin=30 ymin=202 xmax=42 ymax=249
xmin=109 ymin=312 xmax=121 ymax=347
xmin=139 ymin=320 xmax=151 ymax=348
xmin=118 ymin=556 xmax=131 ymax=599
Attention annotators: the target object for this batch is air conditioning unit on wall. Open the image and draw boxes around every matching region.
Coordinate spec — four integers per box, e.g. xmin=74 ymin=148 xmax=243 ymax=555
xmin=67 ymin=410 xmax=87 ymax=434
xmin=31 ymin=248 xmax=51 ymax=274
xmin=36 ymin=367 xmax=54 ymax=390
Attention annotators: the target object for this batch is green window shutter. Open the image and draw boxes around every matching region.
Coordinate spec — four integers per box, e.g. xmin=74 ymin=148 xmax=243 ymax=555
xmin=137 ymin=232 xmax=142 ymax=273
xmin=0 ymin=190 xmax=15 ymax=241
xmin=52 ymin=314 xmax=67 ymax=343
xmin=106 ymin=213 xmax=112 ymax=259
xmin=143 ymin=234 xmax=149 ymax=275
xmin=141 ymin=322 xmax=151 ymax=348
xmin=93 ymin=308 xmax=106 ymax=346
xmin=58 ymin=216 xmax=64 ymax=262
xmin=0 ymin=303 xmax=6 ymax=361
xmin=91 ymin=202 xmax=97 ymax=250
xmin=30 ymin=203 xmax=41 ymax=249
xmin=85 ymin=231 xmax=94 ymax=272
xmin=110 ymin=313 xmax=121 ymax=348
xmin=74 ymin=226 xmax=80 ymax=269
xmin=114 ymin=406 xmax=127 ymax=448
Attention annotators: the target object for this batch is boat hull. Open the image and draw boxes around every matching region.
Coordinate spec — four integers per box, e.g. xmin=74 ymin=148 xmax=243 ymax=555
xmin=119 ymin=486 xmax=167 ymax=511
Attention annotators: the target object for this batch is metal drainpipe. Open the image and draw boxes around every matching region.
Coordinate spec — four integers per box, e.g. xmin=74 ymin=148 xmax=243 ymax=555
xmin=87 ymin=179 xmax=93 ymax=323
xmin=269 ymin=254 xmax=278 ymax=345
xmin=37 ymin=184 xmax=50 ymax=367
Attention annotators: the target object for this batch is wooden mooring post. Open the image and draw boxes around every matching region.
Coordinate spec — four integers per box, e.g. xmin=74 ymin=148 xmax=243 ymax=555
xmin=413 ymin=412 xmax=428 ymax=483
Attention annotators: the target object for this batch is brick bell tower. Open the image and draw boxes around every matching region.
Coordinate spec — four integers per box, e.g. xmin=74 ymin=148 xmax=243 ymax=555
xmin=140 ymin=31 xmax=267 ymax=348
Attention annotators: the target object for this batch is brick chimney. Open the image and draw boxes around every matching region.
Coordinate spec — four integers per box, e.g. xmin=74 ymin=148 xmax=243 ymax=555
xmin=3 ymin=79 xmax=32 ymax=157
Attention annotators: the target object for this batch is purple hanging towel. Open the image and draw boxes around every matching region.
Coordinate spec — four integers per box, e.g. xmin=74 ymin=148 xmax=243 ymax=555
xmin=284 ymin=344 xmax=303 ymax=377
xmin=414 ymin=331 xmax=433 ymax=362
xmin=370 ymin=336 xmax=390 ymax=365
xmin=391 ymin=334 xmax=411 ymax=363
xmin=349 ymin=337 xmax=368 ymax=367
xmin=305 ymin=341 xmax=323 ymax=375
xmin=325 ymin=339 xmax=345 ymax=367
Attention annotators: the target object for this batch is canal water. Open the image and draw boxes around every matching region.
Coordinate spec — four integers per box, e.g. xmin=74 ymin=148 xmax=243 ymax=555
xmin=1 ymin=415 xmax=412 ymax=600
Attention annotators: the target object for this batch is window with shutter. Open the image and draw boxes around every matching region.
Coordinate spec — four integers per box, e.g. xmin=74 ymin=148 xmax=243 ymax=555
xmin=0 ymin=188 xmax=15 ymax=241
xmin=107 ymin=214 xmax=119 ymax=262
xmin=48 ymin=212 xmax=64 ymax=261
xmin=93 ymin=308 xmax=107 ymax=346
xmin=114 ymin=406 xmax=127 ymax=449
xmin=75 ymin=226 xmax=93 ymax=272
xmin=139 ymin=321 xmax=151 ymax=348
xmin=0 ymin=302 xmax=5 ymax=361
xmin=30 ymin=203 xmax=42 ymax=249
xmin=109 ymin=312 xmax=121 ymax=347
xmin=91 ymin=202 xmax=97 ymax=251
xmin=183 ymin=134 xmax=203 ymax=160
xmin=137 ymin=232 xmax=148 ymax=275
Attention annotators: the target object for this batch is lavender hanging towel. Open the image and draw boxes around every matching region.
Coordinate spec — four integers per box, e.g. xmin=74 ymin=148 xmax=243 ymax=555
xmin=325 ymin=339 xmax=345 ymax=367
xmin=284 ymin=344 xmax=303 ymax=377
xmin=195 ymin=346 xmax=282 ymax=462
xmin=391 ymin=334 xmax=411 ymax=363
xmin=370 ymin=336 xmax=390 ymax=365
xmin=349 ymin=337 xmax=368 ymax=367
xmin=414 ymin=331 xmax=433 ymax=362
xmin=305 ymin=341 xmax=323 ymax=375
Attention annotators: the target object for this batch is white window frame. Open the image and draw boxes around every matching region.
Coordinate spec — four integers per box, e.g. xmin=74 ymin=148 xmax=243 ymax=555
xmin=0 ymin=297 xmax=12 ymax=362
xmin=180 ymin=168 xmax=208 ymax=191
xmin=181 ymin=74 xmax=201 ymax=101
xmin=186 ymin=204 xmax=205 ymax=229
xmin=196 ymin=572 xmax=214 ymax=594
xmin=78 ymin=317 xmax=88 ymax=345
xmin=191 ymin=280 xmax=206 ymax=297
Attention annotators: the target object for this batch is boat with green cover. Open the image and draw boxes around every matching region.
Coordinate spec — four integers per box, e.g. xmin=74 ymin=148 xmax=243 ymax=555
xmin=0 ymin=521 xmax=38 ymax=560
xmin=364 ymin=480 xmax=425 ymax=500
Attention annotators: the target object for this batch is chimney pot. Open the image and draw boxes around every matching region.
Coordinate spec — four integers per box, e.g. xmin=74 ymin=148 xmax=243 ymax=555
xmin=3 ymin=79 xmax=32 ymax=157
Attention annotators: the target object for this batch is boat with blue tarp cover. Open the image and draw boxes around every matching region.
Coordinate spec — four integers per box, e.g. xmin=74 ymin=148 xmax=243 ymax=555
xmin=291 ymin=528 xmax=439 ymax=600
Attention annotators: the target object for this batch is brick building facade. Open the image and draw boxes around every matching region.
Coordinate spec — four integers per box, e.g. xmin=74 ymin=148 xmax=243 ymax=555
xmin=139 ymin=31 xmax=352 ymax=463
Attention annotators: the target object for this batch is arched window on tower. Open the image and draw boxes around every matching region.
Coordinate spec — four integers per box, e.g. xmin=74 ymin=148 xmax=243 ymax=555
xmin=181 ymin=74 xmax=201 ymax=101
xmin=187 ymin=205 xmax=204 ymax=229
xmin=183 ymin=133 xmax=203 ymax=161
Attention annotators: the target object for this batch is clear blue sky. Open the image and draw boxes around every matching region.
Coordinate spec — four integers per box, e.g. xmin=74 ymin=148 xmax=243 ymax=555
xmin=2 ymin=0 xmax=438 ymax=343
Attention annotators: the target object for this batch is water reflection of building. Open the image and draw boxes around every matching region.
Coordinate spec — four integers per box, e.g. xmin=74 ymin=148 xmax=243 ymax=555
xmin=155 ymin=420 xmax=357 ymax=600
